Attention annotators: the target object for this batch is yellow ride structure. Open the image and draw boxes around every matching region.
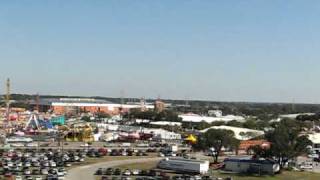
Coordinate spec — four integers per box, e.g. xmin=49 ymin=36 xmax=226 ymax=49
xmin=59 ymin=123 xmax=94 ymax=142
xmin=185 ymin=134 xmax=197 ymax=144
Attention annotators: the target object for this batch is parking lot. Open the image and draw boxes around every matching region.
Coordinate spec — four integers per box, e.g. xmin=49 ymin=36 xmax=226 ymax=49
xmin=0 ymin=147 xmax=156 ymax=180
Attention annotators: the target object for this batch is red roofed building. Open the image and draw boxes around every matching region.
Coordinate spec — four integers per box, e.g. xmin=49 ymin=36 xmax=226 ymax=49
xmin=238 ymin=140 xmax=271 ymax=155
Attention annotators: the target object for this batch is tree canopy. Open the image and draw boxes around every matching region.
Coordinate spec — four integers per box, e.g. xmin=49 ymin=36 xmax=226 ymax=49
xmin=123 ymin=109 xmax=182 ymax=122
xmin=265 ymin=119 xmax=312 ymax=168
xmin=195 ymin=129 xmax=239 ymax=163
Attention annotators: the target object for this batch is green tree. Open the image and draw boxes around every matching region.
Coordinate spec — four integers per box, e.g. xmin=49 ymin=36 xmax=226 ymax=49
xmin=96 ymin=112 xmax=111 ymax=119
xmin=266 ymin=119 xmax=312 ymax=168
xmin=196 ymin=121 xmax=211 ymax=130
xmin=256 ymin=120 xmax=270 ymax=130
xmin=197 ymin=129 xmax=239 ymax=163
xmin=243 ymin=119 xmax=257 ymax=129
xmin=247 ymin=145 xmax=272 ymax=159
xmin=239 ymin=131 xmax=261 ymax=140
xmin=226 ymin=120 xmax=243 ymax=127
xmin=81 ymin=116 xmax=91 ymax=122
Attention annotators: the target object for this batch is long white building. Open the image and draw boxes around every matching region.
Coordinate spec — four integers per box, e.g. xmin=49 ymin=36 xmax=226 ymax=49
xmin=179 ymin=113 xmax=245 ymax=123
xmin=200 ymin=125 xmax=264 ymax=140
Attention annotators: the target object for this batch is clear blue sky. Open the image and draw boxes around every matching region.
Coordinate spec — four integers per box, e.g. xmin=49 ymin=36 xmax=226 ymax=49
xmin=1 ymin=0 xmax=320 ymax=103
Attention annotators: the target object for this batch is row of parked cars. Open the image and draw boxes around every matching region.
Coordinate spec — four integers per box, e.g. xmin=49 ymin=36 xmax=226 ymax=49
xmin=95 ymin=168 xmax=160 ymax=176
xmin=0 ymin=148 xmax=99 ymax=180
xmin=95 ymin=168 xmax=226 ymax=180
xmin=86 ymin=148 xmax=149 ymax=157
xmin=0 ymin=147 xmax=152 ymax=180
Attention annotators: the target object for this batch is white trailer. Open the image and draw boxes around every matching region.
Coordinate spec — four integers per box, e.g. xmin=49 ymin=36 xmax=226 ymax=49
xmin=157 ymin=158 xmax=209 ymax=174
xmin=6 ymin=137 xmax=33 ymax=143
xmin=169 ymin=145 xmax=178 ymax=152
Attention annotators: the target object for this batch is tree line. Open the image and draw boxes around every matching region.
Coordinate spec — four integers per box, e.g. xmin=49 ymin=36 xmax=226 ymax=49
xmin=195 ymin=118 xmax=312 ymax=169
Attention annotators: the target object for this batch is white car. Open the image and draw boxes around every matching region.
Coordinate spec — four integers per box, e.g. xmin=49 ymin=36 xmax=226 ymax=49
xmin=58 ymin=168 xmax=67 ymax=175
xmin=131 ymin=169 xmax=140 ymax=175
xmin=24 ymin=162 xmax=31 ymax=167
xmin=43 ymin=161 xmax=49 ymax=167
xmin=74 ymin=156 xmax=80 ymax=161
xmin=57 ymin=171 xmax=64 ymax=176
xmin=27 ymin=143 xmax=38 ymax=147
xmin=15 ymin=176 xmax=23 ymax=180
xmin=63 ymin=155 xmax=70 ymax=161
xmin=167 ymin=152 xmax=176 ymax=157
xmin=80 ymin=143 xmax=90 ymax=147
xmin=50 ymin=161 xmax=57 ymax=167
xmin=308 ymin=154 xmax=319 ymax=159
xmin=300 ymin=162 xmax=313 ymax=170
xmin=10 ymin=143 xmax=25 ymax=147
xmin=65 ymin=162 xmax=71 ymax=167
xmin=123 ymin=169 xmax=131 ymax=176
xmin=7 ymin=162 xmax=14 ymax=167
xmin=41 ymin=169 xmax=49 ymax=175
xmin=24 ymin=169 xmax=31 ymax=175
xmin=122 ymin=177 xmax=131 ymax=180
xmin=35 ymin=177 xmax=43 ymax=180
xmin=24 ymin=153 xmax=31 ymax=158
xmin=17 ymin=152 xmax=23 ymax=157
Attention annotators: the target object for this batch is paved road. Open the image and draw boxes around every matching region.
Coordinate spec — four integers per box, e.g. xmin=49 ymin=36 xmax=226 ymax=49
xmin=66 ymin=157 xmax=163 ymax=180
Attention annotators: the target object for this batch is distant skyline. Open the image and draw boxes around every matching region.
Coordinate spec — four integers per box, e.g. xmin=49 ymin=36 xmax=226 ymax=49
xmin=1 ymin=1 xmax=320 ymax=103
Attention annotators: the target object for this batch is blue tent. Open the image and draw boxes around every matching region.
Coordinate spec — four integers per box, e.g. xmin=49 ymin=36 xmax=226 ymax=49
xmin=39 ymin=119 xmax=54 ymax=129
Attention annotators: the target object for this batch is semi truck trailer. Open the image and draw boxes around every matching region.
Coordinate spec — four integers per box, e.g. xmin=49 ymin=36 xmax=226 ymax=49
xmin=157 ymin=158 xmax=209 ymax=174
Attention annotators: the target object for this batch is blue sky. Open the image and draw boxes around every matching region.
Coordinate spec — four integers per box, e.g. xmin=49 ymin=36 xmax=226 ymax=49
xmin=1 ymin=0 xmax=320 ymax=103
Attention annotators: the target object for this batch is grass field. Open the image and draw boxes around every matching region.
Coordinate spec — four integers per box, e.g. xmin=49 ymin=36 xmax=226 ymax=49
xmin=216 ymin=171 xmax=320 ymax=180
xmin=115 ymin=160 xmax=159 ymax=170
xmin=115 ymin=161 xmax=320 ymax=180
xmin=69 ymin=153 xmax=157 ymax=169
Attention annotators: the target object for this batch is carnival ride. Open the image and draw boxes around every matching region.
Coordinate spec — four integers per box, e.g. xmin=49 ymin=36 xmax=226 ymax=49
xmin=63 ymin=123 xmax=94 ymax=142
xmin=185 ymin=134 xmax=197 ymax=144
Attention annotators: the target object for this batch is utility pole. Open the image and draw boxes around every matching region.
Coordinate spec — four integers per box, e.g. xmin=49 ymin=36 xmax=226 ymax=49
xmin=291 ymin=99 xmax=296 ymax=113
xmin=5 ymin=78 xmax=10 ymax=123
xmin=120 ymin=90 xmax=125 ymax=106
xmin=120 ymin=90 xmax=125 ymax=120
xmin=36 ymin=93 xmax=40 ymax=112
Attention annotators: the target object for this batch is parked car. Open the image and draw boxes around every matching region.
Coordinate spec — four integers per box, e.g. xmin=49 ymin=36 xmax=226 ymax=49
xmin=41 ymin=168 xmax=49 ymax=175
xmin=131 ymin=169 xmax=140 ymax=175
xmin=24 ymin=168 xmax=31 ymax=175
xmin=300 ymin=161 xmax=313 ymax=170
xmin=114 ymin=168 xmax=122 ymax=175
xmin=15 ymin=176 xmax=23 ymax=180
xmin=123 ymin=169 xmax=131 ymax=176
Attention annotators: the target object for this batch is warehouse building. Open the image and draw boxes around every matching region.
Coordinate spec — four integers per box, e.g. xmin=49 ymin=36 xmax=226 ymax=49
xmin=179 ymin=113 xmax=245 ymax=123
xmin=224 ymin=156 xmax=280 ymax=175
xmin=200 ymin=126 xmax=264 ymax=140
xmin=32 ymin=98 xmax=154 ymax=115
